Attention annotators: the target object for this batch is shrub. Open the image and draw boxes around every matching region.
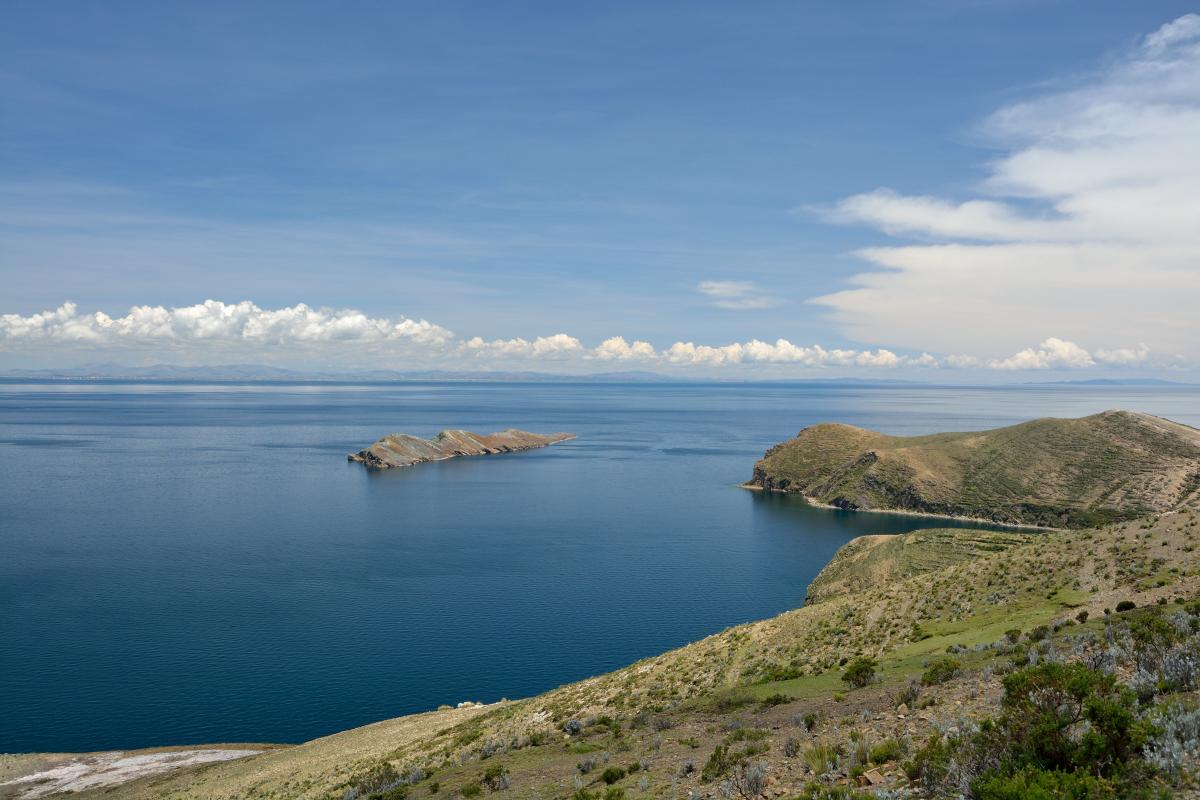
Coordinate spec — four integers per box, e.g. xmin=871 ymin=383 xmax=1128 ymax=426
xmin=461 ymin=784 xmax=482 ymax=798
xmin=759 ymin=692 xmax=791 ymax=708
xmin=701 ymin=744 xmax=734 ymax=782
xmin=730 ymin=761 xmax=769 ymax=798
xmin=973 ymin=765 xmax=1120 ymax=799
xmin=783 ymin=736 xmax=800 ymax=758
xmin=893 ymin=680 xmax=920 ymax=708
xmin=1116 ymin=600 xmax=1137 ymax=612
xmin=1076 ymin=610 xmax=1090 ymax=624
xmin=841 ymin=657 xmax=877 ymax=689
xmin=800 ymin=712 xmax=817 ymax=731
xmin=869 ymin=738 xmax=903 ymax=764
xmin=804 ymin=742 xmax=839 ymax=774
xmin=1027 ymin=624 xmax=1051 ymax=642
xmin=480 ymin=764 xmax=508 ymax=791
xmin=922 ymin=656 xmax=962 ymax=686
xmin=913 ymin=662 xmax=1159 ymax=797
xmin=600 ymin=766 xmax=625 ymax=785
xmin=709 ymin=691 xmax=756 ymax=712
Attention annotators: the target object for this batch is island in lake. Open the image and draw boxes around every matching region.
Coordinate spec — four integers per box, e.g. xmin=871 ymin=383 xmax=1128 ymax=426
xmin=348 ymin=428 xmax=574 ymax=470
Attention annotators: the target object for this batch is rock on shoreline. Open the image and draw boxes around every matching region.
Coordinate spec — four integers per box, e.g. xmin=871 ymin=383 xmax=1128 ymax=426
xmin=348 ymin=428 xmax=574 ymax=470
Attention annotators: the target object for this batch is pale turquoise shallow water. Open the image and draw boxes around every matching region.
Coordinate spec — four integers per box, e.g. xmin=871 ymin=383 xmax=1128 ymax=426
xmin=1 ymin=380 xmax=1197 ymax=752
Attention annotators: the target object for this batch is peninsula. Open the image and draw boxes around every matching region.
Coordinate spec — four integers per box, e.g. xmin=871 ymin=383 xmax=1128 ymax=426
xmin=347 ymin=428 xmax=574 ymax=470
xmin=746 ymin=410 xmax=1200 ymax=527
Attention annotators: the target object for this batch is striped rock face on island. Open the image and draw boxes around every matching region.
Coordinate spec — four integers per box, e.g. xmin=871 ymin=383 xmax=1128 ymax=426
xmin=348 ymin=428 xmax=575 ymax=470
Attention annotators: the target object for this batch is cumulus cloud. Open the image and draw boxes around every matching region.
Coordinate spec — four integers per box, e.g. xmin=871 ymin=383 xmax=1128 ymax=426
xmin=697 ymin=280 xmax=778 ymax=309
xmin=593 ymin=336 xmax=658 ymax=361
xmin=812 ymin=15 xmax=1200 ymax=362
xmin=0 ymin=300 xmax=453 ymax=346
xmin=0 ymin=301 xmax=1163 ymax=374
xmin=989 ymin=337 xmax=1096 ymax=370
xmin=1095 ymin=343 xmax=1151 ymax=365
xmin=456 ymin=333 xmax=584 ymax=360
xmin=663 ymin=338 xmax=911 ymax=368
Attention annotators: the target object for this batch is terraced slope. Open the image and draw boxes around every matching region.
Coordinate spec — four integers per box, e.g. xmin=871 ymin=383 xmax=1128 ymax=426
xmin=803 ymin=528 xmax=1032 ymax=605
xmin=348 ymin=428 xmax=574 ymax=469
xmin=747 ymin=410 xmax=1200 ymax=527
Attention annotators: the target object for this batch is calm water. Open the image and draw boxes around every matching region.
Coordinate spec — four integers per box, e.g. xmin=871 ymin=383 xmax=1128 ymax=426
xmin=2 ymin=380 xmax=1198 ymax=753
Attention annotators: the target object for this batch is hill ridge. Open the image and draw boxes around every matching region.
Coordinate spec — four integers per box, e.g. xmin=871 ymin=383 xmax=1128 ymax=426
xmin=747 ymin=410 xmax=1200 ymax=527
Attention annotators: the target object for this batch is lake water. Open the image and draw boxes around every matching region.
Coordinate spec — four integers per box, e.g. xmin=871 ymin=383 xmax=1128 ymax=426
xmin=2 ymin=380 xmax=1198 ymax=753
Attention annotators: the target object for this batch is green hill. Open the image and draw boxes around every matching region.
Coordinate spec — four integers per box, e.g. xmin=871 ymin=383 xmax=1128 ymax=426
xmin=746 ymin=410 xmax=1200 ymax=527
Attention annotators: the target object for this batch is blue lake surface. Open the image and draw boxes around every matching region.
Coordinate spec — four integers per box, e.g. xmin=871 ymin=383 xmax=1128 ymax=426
xmin=2 ymin=380 xmax=1198 ymax=753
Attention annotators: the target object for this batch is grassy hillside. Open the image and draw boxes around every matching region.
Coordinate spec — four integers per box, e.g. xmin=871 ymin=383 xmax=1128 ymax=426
xmin=803 ymin=529 xmax=1032 ymax=605
xmin=26 ymin=508 xmax=1200 ymax=799
xmin=747 ymin=411 xmax=1200 ymax=527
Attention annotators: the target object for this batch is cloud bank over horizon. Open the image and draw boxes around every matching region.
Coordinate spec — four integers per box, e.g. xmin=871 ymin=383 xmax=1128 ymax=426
xmin=814 ymin=14 xmax=1200 ymax=364
xmin=0 ymin=299 xmax=1176 ymax=375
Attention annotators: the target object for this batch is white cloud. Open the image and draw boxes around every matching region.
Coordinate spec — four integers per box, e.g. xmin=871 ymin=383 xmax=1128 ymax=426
xmin=663 ymin=338 xmax=911 ymax=368
xmin=812 ymin=15 xmax=1200 ymax=362
xmin=456 ymin=333 xmax=584 ymax=360
xmin=696 ymin=280 xmax=778 ymax=310
xmin=0 ymin=301 xmax=1166 ymax=374
xmin=989 ymin=337 xmax=1096 ymax=370
xmin=593 ymin=336 xmax=658 ymax=361
xmin=0 ymin=300 xmax=453 ymax=346
xmin=1095 ymin=343 xmax=1151 ymax=365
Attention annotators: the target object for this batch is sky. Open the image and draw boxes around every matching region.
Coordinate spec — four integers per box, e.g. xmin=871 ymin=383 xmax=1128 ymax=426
xmin=2 ymin=1 xmax=1198 ymax=378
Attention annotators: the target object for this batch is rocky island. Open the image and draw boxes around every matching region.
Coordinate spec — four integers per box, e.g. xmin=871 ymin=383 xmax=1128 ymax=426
xmin=348 ymin=428 xmax=574 ymax=470
xmin=746 ymin=410 xmax=1200 ymax=527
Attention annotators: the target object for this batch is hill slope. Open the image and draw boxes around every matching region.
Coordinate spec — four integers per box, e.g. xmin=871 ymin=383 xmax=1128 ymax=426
xmin=747 ymin=410 xmax=1200 ymax=527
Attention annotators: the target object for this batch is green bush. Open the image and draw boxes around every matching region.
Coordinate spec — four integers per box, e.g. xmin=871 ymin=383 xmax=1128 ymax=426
xmin=1116 ymin=600 xmax=1137 ymax=612
xmin=600 ymin=766 xmax=625 ymax=785
xmin=1027 ymin=624 xmax=1051 ymax=642
xmin=974 ymin=766 xmax=1119 ymax=799
xmin=759 ymin=692 xmax=791 ymax=708
xmin=701 ymin=744 xmax=735 ymax=781
xmin=841 ymin=657 xmax=877 ymax=689
xmin=868 ymin=738 xmax=902 ymax=764
xmin=461 ymin=784 xmax=482 ymax=798
xmin=480 ymin=764 xmax=508 ymax=791
xmin=921 ymin=656 xmax=962 ymax=686
xmin=912 ymin=662 xmax=1162 ymax=797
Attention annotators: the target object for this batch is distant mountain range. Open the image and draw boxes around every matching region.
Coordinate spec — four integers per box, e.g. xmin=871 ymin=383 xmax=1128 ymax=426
xmin=1024 ymin=378 xmax=1193 ymax=386
xmin=1 ymin=364 xmax=1194 ymax=386
xmin=0 ymin=363 xmax=922 ymax=384
xmin=0 ymin=363 xmax=676 ymax=382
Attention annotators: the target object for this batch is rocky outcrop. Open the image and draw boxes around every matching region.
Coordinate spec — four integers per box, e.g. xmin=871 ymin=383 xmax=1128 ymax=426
xmin=348 ymin=428 xmax=574 ymax=470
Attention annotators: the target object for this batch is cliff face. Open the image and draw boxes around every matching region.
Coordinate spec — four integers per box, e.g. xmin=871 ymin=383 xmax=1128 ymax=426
xmin=748 ymin=410 xmax=1200 ymax=528
xmin=348 ymin=428 xmax=574 ymax=470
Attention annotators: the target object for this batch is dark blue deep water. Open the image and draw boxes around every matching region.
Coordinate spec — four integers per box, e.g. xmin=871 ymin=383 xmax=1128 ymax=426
xmin=2 ymin=380 xmax=1198 ymax=753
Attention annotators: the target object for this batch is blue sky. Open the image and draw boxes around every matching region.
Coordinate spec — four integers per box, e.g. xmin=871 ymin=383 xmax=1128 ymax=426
xmin=3 ymin=2 xmax=1198 ymax=375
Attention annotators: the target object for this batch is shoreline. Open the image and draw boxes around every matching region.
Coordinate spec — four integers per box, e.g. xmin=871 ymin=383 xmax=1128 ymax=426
xmin=738 ymin=483 xmax=1057 ymax=531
